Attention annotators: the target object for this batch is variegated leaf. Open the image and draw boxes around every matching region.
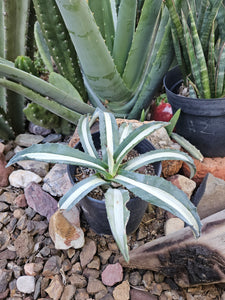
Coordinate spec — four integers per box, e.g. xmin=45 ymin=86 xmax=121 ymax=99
xmin=105 ymin=188 xmax=130 ymax=262
xmin=122 ymin=148 xmax=196 ymax=178
xmin=59 ymin=174 xmax=106 ymax=210
xmin=113 ymin=170 xmax=202 ymax=238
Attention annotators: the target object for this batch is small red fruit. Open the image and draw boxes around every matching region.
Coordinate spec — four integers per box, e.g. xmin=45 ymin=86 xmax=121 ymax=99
xmin=151 ymin=93 xmax=173 ymax=122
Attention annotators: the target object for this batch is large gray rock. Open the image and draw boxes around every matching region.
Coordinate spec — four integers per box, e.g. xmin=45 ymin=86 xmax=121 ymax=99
xmin=193 ymin=173 xmax=225 ymax=219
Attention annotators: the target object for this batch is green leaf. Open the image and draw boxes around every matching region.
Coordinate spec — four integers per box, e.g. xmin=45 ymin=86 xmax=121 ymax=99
xmin=77 ymin=114 xmax=98 ymax=158
xmin=105 ymin=188 xmax=130 ymax=262
xmin=7 ymin=143 xmax=108 ymax=175
xmin=114 ymin=170 xmax=202 ymax=238
xmin=114 ymin=121 xmax=166 ymax=166
xmin=122 ymin=148 xmax=196 ymax=178
xmin=215 ymin=42 xmax=225 ymax=98
xmin=59 ymin=174 xmax=107 ymax=210
xmin=165 ymin=108 xmax=181 ymax=136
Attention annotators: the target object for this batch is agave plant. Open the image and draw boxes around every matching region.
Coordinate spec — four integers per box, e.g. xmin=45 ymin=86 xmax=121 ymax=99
xmin=0 ymin=0 xmax=174 ymax=140
xmin=7 ymin=109 xmax=201 ymax=261
xmin=164 ymin=0 xmax=225 ymax=98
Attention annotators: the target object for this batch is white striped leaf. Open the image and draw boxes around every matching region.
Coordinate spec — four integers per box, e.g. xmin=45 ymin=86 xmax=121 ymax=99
xmin=114 ymin=121 xmax=166 ymax=165
xmin=118 ymin=122 xmax=133 ymax=144
xmin=122 ymin=148 xmax=196 ymax=178
xmin=77 ymin=114 xmax=98 ymax=158
xmin=113 ymin=170 xmax=201 ymax=238
xmin=99 ymin=110 xmax=119 ymax=167
xmin=59 ymin=174 xmax=106 ymax=210
xmin=7 ymin=143 xmax=108 ymax=175
xmin=105 ymin=188 xmax=130 ymax=262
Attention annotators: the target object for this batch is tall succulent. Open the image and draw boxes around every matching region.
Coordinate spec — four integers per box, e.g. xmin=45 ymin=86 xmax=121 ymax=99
xmin=0 ymin=0 xmax=174 ymax=138
xmin=164 ymin=0 xmax=225 ymax=99
xmin=0 ymin=0 xmax=34 ymax=139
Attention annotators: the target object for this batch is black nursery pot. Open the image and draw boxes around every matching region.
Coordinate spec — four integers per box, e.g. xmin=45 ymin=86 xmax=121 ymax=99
xmin=68 ymin=131 xmax=162 ymax=236
xmin=164 ymin=66 xmax=225 ymax=157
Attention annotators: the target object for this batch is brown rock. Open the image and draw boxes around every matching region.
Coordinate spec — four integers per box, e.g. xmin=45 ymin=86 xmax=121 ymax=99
xmin=14 ymin=194 xmax=27 ymax=208
xmin=24 ymin=262 xmax=43 ymax=276
xmin=0 ymin=153 xmax=13 ymax=187
xmin=113 ymin=280 xmax=130 ymax=300
xmin=167 ymin=174 xmax=196 ymax=198
xmin=0 ymin=249 xmax=16 ymax=260
xmin=45 ymin=275 xmax=63 ymax=300
xmin=49 ymin=209 xmax=84 ymax=250
xmin=43 ymin=256 xmax=62 ymax=277
xmin=161 ymin=160 xmax=183 ymax=178
xmin=14 ymin=231 xmax=34 ymax=258
xmin=130 ymin=289 xmax=158 ymax=300
xmin=101 ymin=263 xmax=123 ymax=286
xmin=0 ymin=269 xmax=12 ymax=293
xmin=0 ymin=288 xmax=9 ymax=299
xmin=87 ymin=277 xmax=107 ymax=295
xmin=183 ymin=157 xmax=225 ymax=185
xmin=69 ymin=274 xmax=87 ymax=288
xmin=61 ymin=285 xmax=76 ymax=300
xmin=80 ymin=238 xmax=97 ymax=268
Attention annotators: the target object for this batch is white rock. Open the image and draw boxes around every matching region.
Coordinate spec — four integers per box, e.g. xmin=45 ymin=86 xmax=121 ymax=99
xmin=15 ymin=133 xmax=44 ymax=147
xmin=43 ymin=164 xmax=73 ymax=196
xmin=16 ymin=276 xmax=35 ymax=294
xmin=9 ymin=170 xmax=42 ymax=188
xmin=164 ymin=218 xmax=184 ymax=235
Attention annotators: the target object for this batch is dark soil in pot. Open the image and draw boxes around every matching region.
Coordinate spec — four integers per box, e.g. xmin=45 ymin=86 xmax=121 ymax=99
xmin=68 ymin=131 xmax=162 ymax=236
xmin=164 ymin=66 xmax=225 ymax=157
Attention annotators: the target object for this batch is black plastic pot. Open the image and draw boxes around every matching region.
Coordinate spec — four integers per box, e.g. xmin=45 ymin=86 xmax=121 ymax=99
xmin=68 ymin=131 xmax=162 ymax=235
xmin=164 ymin=66 xmax=225 ymax=157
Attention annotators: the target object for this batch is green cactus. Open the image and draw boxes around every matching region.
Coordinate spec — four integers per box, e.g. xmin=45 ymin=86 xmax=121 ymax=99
xmin=15 ymin=56 xmax=38 ymax=76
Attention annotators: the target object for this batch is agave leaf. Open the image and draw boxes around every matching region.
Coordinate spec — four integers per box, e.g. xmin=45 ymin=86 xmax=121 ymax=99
xmin=114 ymin=170 xmax=202 ymax=238
xmin=7 ymin=143 xmax=108 ymax=175
xmin=99 ymin=110 xmax=119 ymax=167
xmin=105 ymin=188 xmax=130 ymax=262
xmin=165 ymin=108 xmax=181 ymax=136
xmin=56 ymin=0 xmax=131 ymax=103
xmin=0 ymin=78 xmax=83 ymax=125
xmin=118 ymin=122 xmax=134 ymax=144
xmin=77 ymin=114 xmax=98 ymax=158
xmin=122 ymin=148 xmax=196 ymax=178
xmin=49 ymin=72 xmax=83 ymax=101
xmin=59 ymin=174 xmax=107 ymax=210
xmin=112 ymin=0 xmax=136 ymax=75
xmin=0 ymin=61 xmax=94 ymax=114
xmin=34 ymin=21 xmax=53 ymax=73
xmin=114 ymin=121 xmax=166 ymax=166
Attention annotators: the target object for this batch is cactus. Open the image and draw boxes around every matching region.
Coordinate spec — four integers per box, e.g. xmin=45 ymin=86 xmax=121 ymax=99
xmin=15 ymin=56 xmax=38 ymax=76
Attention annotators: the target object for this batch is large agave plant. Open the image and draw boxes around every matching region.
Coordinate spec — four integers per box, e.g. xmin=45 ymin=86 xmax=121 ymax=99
xmin=7 ymin=109 xmax=201 ymax=261
xmin=165 ymin=0 xmax=225 ymax=98
xmin=0 ymin=0 xmax=174 ymax=141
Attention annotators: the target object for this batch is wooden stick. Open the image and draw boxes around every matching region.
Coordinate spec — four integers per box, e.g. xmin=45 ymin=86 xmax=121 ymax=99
xmin=120 ymin=210 xmax=225 ymax=287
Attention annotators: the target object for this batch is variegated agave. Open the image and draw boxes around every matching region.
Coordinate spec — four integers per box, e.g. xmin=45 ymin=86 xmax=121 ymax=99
xmin=7 ymin=110 xmax=201 ymax=261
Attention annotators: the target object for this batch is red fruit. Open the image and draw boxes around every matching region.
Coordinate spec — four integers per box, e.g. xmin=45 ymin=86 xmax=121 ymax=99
xmin=151 ymin=94 xmax=173 ymax=122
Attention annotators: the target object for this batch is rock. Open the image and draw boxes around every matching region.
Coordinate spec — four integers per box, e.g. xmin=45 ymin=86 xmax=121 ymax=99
xmin=183 ymin=157 xmax=225 ymax=185
xmin=161 ymin=160 xmax=183 ymax=178
xmin=101 ymin=263 xmax=123 ymax=286
xmin=28 ymin=122 xmax=51 ymax=136
xmin=9 ymin=170 xmax=42 ymax=188
xmin=0 ymin=249 xmax=16 ymax=260
xmin=16 ymin=276 xmax=35 ymax=294
xmin=164 ymin=218 xmax=185 ymax=235
xmin=113 ymin=280 xmax=130 ymax=300
xmin=14 ymin=231 xmax=34 ymax=258
xmin=69 ymin=274 xmax=87 ymax=288
xmin=0 ymin=153 xmax=13 ymax=187
xmin=167 ymin=174 xmax=196 ymax=198
xmin=16 ymin=160 xmax=49 ymax=177
xmin=142 ymin=271 xmax=154 ymax=289
xmin=61 ymin=285 xmax=76 ymax=300
xmin=42 ymin=133 xmax=62 ymax=143
xmin=43 ymin=256 xmax=62 ymax=277
xmin=99 ymin=250 xmax=112 ymax=265
xmin=42 ymin=164 xmax=73 ymax=197
xmin=80 ymin=238 xmax=97 ymax=268
xmin=45 ymin=275 xmax=63 ymax=300
xmin=0 ymin=288 xmax=9 ymax=299
xmin=82 ymin=268 xmax=100 ymax=279
xmin=130 ymin=289 xmax=158 ymax=300
xmin=149 ymin=282 xmax=163 ymax=296
xmin=13 ymin=208 xmax=24 ymax=219
xmin=24 ymin=182 xmax=58 ymax=221
xmin=0 ymin=269 xmax=12 ymax=293
xmin=87 ymin=277 xmax=107 ymax=295
xmin=49 ymin=208 xmax=84 ymax=250
xmin=14 ymin=194 xmax=27 ymax=208
xmin=15 ymin=133 xmax=44 ymax=147
xmin=27 ymin=220 xmax=48 ymax=235
xmin=7 ymin=262 xmax=22 ymax=278
xmin=0 ymin=212 xmax=10 ymax=224
xmin=87 ymin=256 xmax=100 ymax=270
xmin=0 ymin=192 xmax=17 ymax=204
xmin=0 ymin=202 xmax=8 ymax=212
xmin=129 ymin=271 xmax=142 ymax=286
xmin=0 ymin=143 xmax=5 ymax=153
xmin=75 ymin=288 xmax=89 ymax=300
xmin=0 ymin=228 xmax=10 ymax=251
xmin=192 ymin=173 xmax=225 ymax=219
xmin=24 ymin=262 xmax=43 ymax=276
